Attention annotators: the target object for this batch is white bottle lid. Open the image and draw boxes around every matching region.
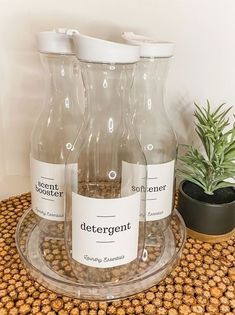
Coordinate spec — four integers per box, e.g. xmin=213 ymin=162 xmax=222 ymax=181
xmin=73 ymin=34 xmax=140 ymax=63
xmin=122 ymin=32 xmax=174 ymax=58
xmin=37 ymin=29 xmax=79 ymax=54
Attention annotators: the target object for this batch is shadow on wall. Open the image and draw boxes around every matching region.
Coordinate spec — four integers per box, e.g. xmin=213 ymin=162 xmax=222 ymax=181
xmin=167 ymin=95 xmax=201 ymax=187
xmin=0 ymin=19 xmax=6 ymax=182
xmin=167 ymin=95 xmax=196 ymax=145
xmin=0 ymin=104 xmax=5 ymax=182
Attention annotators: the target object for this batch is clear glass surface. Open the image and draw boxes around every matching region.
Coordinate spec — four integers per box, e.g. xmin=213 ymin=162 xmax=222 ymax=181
xmin=16 ymin=208 xmax=186 ymax=300
xmin=30 ymin=53 xmax=83 ymax=238
xmin=131 ymin=57 xmax=177 ymax=237
xmin=65 ymin=62 xmax=147 ymax=284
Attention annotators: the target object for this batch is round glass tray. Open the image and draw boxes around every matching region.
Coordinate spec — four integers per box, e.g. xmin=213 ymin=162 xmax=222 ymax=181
xmin=16 ymin=209 xmax=186 ymax=300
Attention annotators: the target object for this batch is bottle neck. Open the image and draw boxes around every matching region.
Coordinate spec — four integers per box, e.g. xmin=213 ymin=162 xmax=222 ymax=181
xmin=131 ymin=57 xmax=176 ymax=161
xmin=41 ymin=53 xmax=79 ymax=111
xmin=80 ymin=62 xmax=135 ymax=130
xmin=133 ymin=57 xmax=170 ymax=113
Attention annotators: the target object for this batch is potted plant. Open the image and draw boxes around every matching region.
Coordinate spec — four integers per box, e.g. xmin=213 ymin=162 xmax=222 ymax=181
xmin=177 ymin=101 xmax=235 ymax=242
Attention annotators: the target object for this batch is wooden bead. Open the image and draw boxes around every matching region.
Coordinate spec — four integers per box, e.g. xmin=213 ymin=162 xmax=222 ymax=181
xmin=206 ymin=303 xmax=218 ymax=313
xmin=144 ymin=304 xmax=156 ymax=315
xmin=70 ymin=308 xmax=79 ymax=315
xmin=168 ymin=309 xmax=178 ymax=315
xmin=191 ymin=305 xmax=204 ymax=314
xmin=51 ymin=299 xmax=63 ymax=312
xmin=134 ymin=305 xmax=143 ymax=314
xmin=228 ymin=267 xmax=235 ymax=282
xmin=178 ymin=304 xmax=191 ymax=314
xmin=210 ymin=287 xmax=223 ymax=298
xmin=0 ymin=309 xmax=8 ymax=315
xmin=18 ymin=304 xmax=31 ymax=314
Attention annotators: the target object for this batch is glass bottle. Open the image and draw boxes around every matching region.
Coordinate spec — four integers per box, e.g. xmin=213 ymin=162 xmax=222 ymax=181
xmin=123 ymin=32 xmax=177 ymax=242
xmin=30 ymin=30 xmax=83 ymax=238
xmin=65 ymin=34 xmax=147 ymax=284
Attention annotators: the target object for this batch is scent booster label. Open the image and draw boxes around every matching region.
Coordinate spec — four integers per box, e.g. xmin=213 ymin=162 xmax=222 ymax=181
xmin=30 ymin=157 xmax=69 ymax=221
xmin=72 ymin=193 xmax=140 ymax=268
xmin=121 ymin=160 xmax=175 ymax=221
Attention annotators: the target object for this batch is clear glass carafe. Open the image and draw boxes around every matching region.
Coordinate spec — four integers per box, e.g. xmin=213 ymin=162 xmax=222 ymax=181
xmin=30 ymin=31 xmax=83 ymax=238
xmin=65 ymin=35 xmax=147 ymax=284
xmin=123 ymin=33 xmax=177 ymax=242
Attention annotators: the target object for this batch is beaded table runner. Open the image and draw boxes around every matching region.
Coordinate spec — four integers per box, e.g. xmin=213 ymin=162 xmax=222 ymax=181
xmin=0 ymin=193 xmax=234 ymax=315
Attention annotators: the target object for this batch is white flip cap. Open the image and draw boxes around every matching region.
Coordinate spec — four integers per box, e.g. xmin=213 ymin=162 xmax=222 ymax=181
xmin=122 ymin=32 xmax=174 ymax=58
xmin=37 ymin=29 xmax=79 ymax=54
xmin=73 ymin=34 xmax=140 ymax=63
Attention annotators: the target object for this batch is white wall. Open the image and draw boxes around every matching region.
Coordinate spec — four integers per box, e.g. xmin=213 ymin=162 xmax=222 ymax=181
xmin=0 ymin=0 xmax=235 ymax=199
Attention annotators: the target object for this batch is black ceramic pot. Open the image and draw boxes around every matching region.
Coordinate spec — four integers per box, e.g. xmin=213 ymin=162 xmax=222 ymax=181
xmin=178 ymin=180 xmax=235 ymax=235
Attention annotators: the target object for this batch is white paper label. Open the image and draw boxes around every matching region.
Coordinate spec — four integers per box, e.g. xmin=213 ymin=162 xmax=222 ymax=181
xmin=72 ymin=193 xmax=140 ymax=268
xmin=30 ymin=157 xmax=68 ymax=221
xmin=122 ymin=160 xmax=175 ymax=221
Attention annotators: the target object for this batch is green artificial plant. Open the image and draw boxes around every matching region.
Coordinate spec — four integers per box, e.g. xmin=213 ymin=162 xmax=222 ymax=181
xmin=178 ymin=101 xmax=235 ymax=195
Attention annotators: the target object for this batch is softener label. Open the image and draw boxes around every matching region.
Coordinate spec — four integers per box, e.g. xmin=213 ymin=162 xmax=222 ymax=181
xmin=30 ymin=157 xmax=68 ymax=221
xmin=72 ymin=193 xmax=140 ymax=268
xmin=121 ymin=160 xmax=175 ymax=221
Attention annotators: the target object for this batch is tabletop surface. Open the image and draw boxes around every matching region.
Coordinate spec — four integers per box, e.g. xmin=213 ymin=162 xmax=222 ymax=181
xmin=0 ymin=193 xmax=234 ymax=315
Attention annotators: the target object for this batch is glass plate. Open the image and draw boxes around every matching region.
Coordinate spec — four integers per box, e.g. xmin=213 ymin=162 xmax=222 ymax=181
xmin=16 ymin=209 xmax=186 ymax=300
